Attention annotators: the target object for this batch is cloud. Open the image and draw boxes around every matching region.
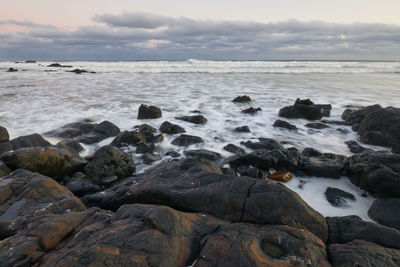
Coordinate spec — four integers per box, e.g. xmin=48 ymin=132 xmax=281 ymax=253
xmin=1 ymin=12 xmax=400 ymax=60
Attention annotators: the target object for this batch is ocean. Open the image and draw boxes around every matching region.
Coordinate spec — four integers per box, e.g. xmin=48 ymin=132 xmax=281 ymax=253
xmin=1 ymin=60 xmax=400 ymax=220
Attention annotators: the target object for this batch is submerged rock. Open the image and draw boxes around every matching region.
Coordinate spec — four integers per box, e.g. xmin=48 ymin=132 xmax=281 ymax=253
xmin=305 ymin=122 xmax=330 ymax=129
xmin=7 ymin=68 xmax=18 ymax=72
xmin=171 ymin=134 xmax=204 ymax=146
xmin=141 ymin=153 xmax=162 ymax=164
xmin=176 ymin=115 xmax=207 ymax=124
xmin=241 ymin=107 xmax=262 ymax=114
xmin=234 ymin=125 xmax=251 ymax=132
xmin=137 ymin=104 xmax=162 ymax=119
xmin=368 ymin=198 xmax=400 ymax=231
xmin=273 ymin=119 xmax=297 ymax=130
xmin=324 ymin=187 xmax=355 ymax=207
xmin=232 ymin=95 xmax=252 ymax=102
xmin=345 ymin=140 xmax=371 ymax=153
xmin=185 ymin=149 xmax=221 ymax=161
xmin=279 ymin=98 xmax=332 ymax=120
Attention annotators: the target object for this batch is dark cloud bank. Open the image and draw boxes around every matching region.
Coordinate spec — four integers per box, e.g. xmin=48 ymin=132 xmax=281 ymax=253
xmin=1 ymin=12 xmax=400 ymax=60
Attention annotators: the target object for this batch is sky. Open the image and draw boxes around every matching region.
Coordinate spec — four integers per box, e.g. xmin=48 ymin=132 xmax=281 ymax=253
xmin=1 ymin=0 xmax=400 ymax=60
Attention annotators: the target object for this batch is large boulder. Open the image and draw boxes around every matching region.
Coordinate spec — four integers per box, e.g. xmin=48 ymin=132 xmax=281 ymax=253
xmin=84 ymin=145 xmax=135 ymax=185
xmin=76 ymin=121 xmax=121 ymax=144
xmin=368 ymin=198 xmax=400 ymax=231
xmin=45 ymin=119 xmax=96 ymax=138
xmin=10 ymin=133 xmax=51 ymax=150
xmin=137 ymin=104 xmax=162 ymax=119
xmin=279 ymin=98 xmax=332 ymax=120
xmin=0 ymin=147 xmax=87 ymax=179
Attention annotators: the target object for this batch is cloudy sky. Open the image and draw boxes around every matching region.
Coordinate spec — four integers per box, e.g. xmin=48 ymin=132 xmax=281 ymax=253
xmin=1 ymin=0 xmax=400 ymax=60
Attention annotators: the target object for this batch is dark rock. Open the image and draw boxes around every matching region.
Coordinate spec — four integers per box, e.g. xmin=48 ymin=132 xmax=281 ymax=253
xmin=234 ymin=125 xmax=251 ymax=132
xmin=84 ymin=145 xmax=135 ymax=185
xmin=347 ymin=151 xmax=400 ymax=198
xmin=56 ymin=138 xmax=84 ymax=153
xmin=279 ymin=98 xmax=332 ymax=120
xmin=176 ymin=115 xmax=207 ymax=124
xmin=305 ymin=122 xmax=330 ymax=129
xmin=0 ymin=126 xmax=12 ymax=155
xmin=135 ymin=142 xmax=156 ymax=154
xmin=110 ymin=130 xmax=145 ymax=147
xmin=0 ymin=147 xmax=87 ymax=179
xmin=223 ymin=143 xmax=245 ymax=155
xmin=232 ymin=95 xmax=252 ymax=102
xmin=368 ymin=198 xmax=400 ymax=231
xmin=342 ymin=104 xmax=382 ymax=129
xmin=345 ymin=140 xmax=371 ymax=153
xmin=324 ymin=187 xmax=355 ymax=207
xmin=138 ymin=130 xmax=164 ymax=143
xmin=241 ymin=107 xmax=262 ymax=114
xmin=45 ymin=119 xmax=95 ymax=138
xmin=236 ymin=165 xmax=266 ymax=179
xmin=321 ymin=119 xmax=352 ymax=126
xmin=25 ymin=60 xmax=36 ymax=63
xmin=65 ymin=177 xmax=101 ymax=197
xmin=328 ymin=239 xmax=400 ymax=267
xmin=7 ymin=68 xmax=18 ymax=72
xmin=221 ymin=167 xmax=237 ymax=176
xmin=300 ymin=149 xmax=347 ymax=179
xmin=185 ymin=149 xmax=221 ymax=161
xmin=134 ymin=123 xmax=156 ymax=133
xmin=67 ymin=69 xmax=95 ymax=74
xmin=171 ymin=134 xmax=204 ymax=146
xmin=10 ymin=133 xmax=51 ymax=150
xmin=241 ymin=138 xmax=284 ymax=151
xmin=0 ymin=126 xmax=9 ymax=142
xmin=47 ymin=63 xmax=72 ymax=67
xmin=137 ymin=104 xmax=162 ymax=119
xmin=165 ymin=150 xmax=181 ymax=158
xmin=336 ymin=128 xmax=350 ymax=134
xmin=77 ymin=120 xmax=120 ymax=144
xmin=273 ymin=119 xmax=297 ymax=130
xmin=327 ymin=215 xmax=400 ymax=249
xmin=159 ymin=121 xmax=185 ymax=134
xmin=141 ymin=153 xmax=161 ymax=164
xmin=0 ymin=161 xmax=10 ymax=177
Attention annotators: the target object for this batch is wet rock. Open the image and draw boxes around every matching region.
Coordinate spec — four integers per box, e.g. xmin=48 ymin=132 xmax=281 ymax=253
xmin=327 ymin=215 xmax=400 ymax=249
xmin=0 ymin=147 xmax=87 ymax=179
xmin=221 ymin=167 xmax=237 ymax=176
xmin=0 ymin=161 xmax=10 ymax=177
xmin=321 ymin=119 xmax=352 ymax=126
xmin=45 ymin=119 xmax=95 ymax=138
xmin=234 ymin=125 xmax=251 ymax=132
xmin=241 ymin=138 xmax=284 ymax=151
xmin=47 ymin=63 xmax=72 ymax=67
xmin=65 ymin=176 xmax=101 ymax=197
xmin=159 ymin=121 xmax=185 ymax=134
xmin=279 ymin=98 xmax=332 ymax=120
xmin=141 ymin=153 xmax=162 ymax=164
xmin=185 ymin=149 xmax=221 ymax=161
xmin=110 ymin=130 xmax=145 ymax=147
xmin=84 ymin=145 xmax=135 ymax=185
xmin=25 ymin=60 xmax=36 ymax=63
xmin=232 ymin=95 xmax=252 ymax=102
xmin=197 ymin=224 xmax=329 ymax=267
xmin=135 ymin=142 xmax=156 ymax=154
xmin=342 ymin=104 xmax=382 ymax=129
xmin=345 ymin=140 xmax=371 ymax=153
xmin=0 ymin=126 xmax=12 ymax=155
xmin=328 ymin=239 xmax=400 ymax=267
xmin=176 ymin=115 xmax=207 ymax=124
xmin=7 ymin=68 xmax=18 ymax=72
xmin=165 ymin=150 xmax=181 ymax=158
xmin=67 ymin=69 xmax=95 ymax=74
xmin=223 ymin=143 xmax=245 ymax=155
xmin=273 ymin=119 xmax=297 ymax=130
xmin=10 ymin=133 xmax=51 ymax=150
xmin=123 ymin=158 xmax=328 ymax=241
xmin=77 ymin=120 xmax=121 ymax=144
xmin=236 ymin=165 xmax=266 ymax=179
xmin=324 ymin=187 xmax=355 ymax=207
xmin=241 ymin=107 xmax=262 ymax=114
xmin=134 ymin=123 xmax=157 ymax=133
xmin=347 ymin=151 xmax=400 ymax=198
xmin=300 ymin=149 xmax=348 ymax=179
xmin=171 ymin=134 xmax=204 ymax=146
xmin=56 ymin=138 xmax=84 ymax=153
xmin=137 ymin=104 xmax=162 ymax=119
xmin=269 ymin=170 xmax=293 ymax=182
xmin=368 ymin=198 xmax=400 ymax=231
xmin=305 ymin=122 xmax=330 ymax=129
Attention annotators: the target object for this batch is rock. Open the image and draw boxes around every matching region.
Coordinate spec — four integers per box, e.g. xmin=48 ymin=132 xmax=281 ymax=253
xmin=137 ymin=104 xmax=162 ymax=119
xmin=342 ymin=104 xmax=382 ymax=129
xmin=223 ymin=144 xmax=245 ymax=155
xmin=47 ymin=63 xmax=72 ymax=67
xmin=368 ymin=198 xmax=400 ymax=231
xmin=327 ymin=215 xmax=400 ymax=249
xmin=273 ymin=119 xmax=297 ymax=130
xmin=77 ymin=120 xmax=121 ymax=144
xmin=110 ymin=130 xmax=145 ymax=147
xmin=305 ymin=122 xmax=330 ymax=129
xmin=269 ymin=171 xmax=293 ymax=182
xmin=324 ymin=187 xmax=355 ymax=207
xmin=185 ymin=149 xmax=221 ymax=161
xmin=123 ymin=158 xmax=328 ymax=241
xmin=25 ymin=60 xmax=36 ymax=63
xmin=300 ymin=149 xmax=348 ymax=179
xmin=328 ymin=239 xmax=400 ymax=267
xmin=0 ymin=161 xmax=10 ymax=177
xmin=137 ymin=130 xmax=164 ymax=144
xmin=135 ymin=142 xmax=156 ymax=154
xmin=171 ymin=134 xmax=204 ymax=146
xmin=234 ymin=126 xmax=251 ymax=132
xmin=7 ymin=68 xmax=18 ymax=72
xmin=134 ymin=123 xmax=157 ymax=133
xmin=159 ymin=121 xmax=185 ymax=134
xmin=241 ymin=138 xmax=284 ymax=151
xmin=67 ymin=69 xmax=95 ymax=74
xmin=236 ymin=165 xmax=267 ymax=179
xmin=56 ymin=138 xmax=84 ymax=153
xmin=197 ymin=224 xmax=329 ymax=267
xmin=165 ymin=150 xmax=181 ymax=158
xmin=241 ymin=107 xmax=262 ymax=114
xmin=10 ymin=133 xmax=51 ymax=150
xmin=0 ymin=126 xmax=12 ymax=155
xmin=45 ymin=119 xmax=96 ymax=138
xmin=279 ymin=98 xmax=332 ymax=120
xmin=345 ymin=140 xmax=371 ymax=153
xmin=141 ymin=153 xmax=162 ymax=164
xmin=84 ymin=145 xmax=135 ymax=185
xmin=176 ymin=115 xmax=207 ymax=124
xmin=347 ymin=151 xmax=400 ymax=198
xmin=232 ymin=95 xmax=252 ymax=102
xmin=0 ymin=147 xmax=87 ymax=179
xmin=65 ymin=177 xmax=101 ymax=197
xmin=321 ymin=119 xmax=352 ymax=126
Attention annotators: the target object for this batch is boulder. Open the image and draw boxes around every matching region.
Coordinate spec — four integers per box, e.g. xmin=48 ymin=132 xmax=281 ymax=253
xmin=0 ymin=126 xmax=12 ymax=155
xmin=0 ymin=161 xmax=10 ymax=177
xmin=327 ymin=215 xmax=400 ymax=249
xmin=236 ymin=165 xmax=267 ymax=179
xmin=273 ymin=119 xmax=297 ymax=130
xmin=47 ymin=63 xmax=72 ymax=67
xmin=165 ymin=150 xmax=181 ymax=158
xmin=137 ymin=104 xmax=162 ymax=119
xmin=56 ymin=138 xmax=84 ymax=153
xmin=279 ymin=98 xmax=332 ymax=120
xmin=110 ymin=130 xmax=145 ymax=147
xmin=223 ymin=144 xmax=245 ymax=155
xmin=45 ymin=119 xmax=95 ymax=138
xmin=324 ymin=187 xmax=355 ymax=207
xmin=300 ymin=149 xmax=348 ymax=179
xmin=135 ymin=142 xmax=156 ymax=154
xmin=134 ymin=123 xmax=157 ymax=133
xmin=159 ymin=121 xmax=185 ymax=134
xmin=232 ymin=95 xmax=251 ymax=102
xmin=305 ymin=122 xmax=330 ymax=129
xmin=241 ymin=138 xmax=284 ymax=151
xmin=368 ymin=198 xmax=400 ymax=231
xmin=345 ymin=140 xmax=371 ymax=153
xmin=176 ymin=115 xmax=207 ymax=124
xmin=185 ymin=149 xmax=221 ymax=161
xmin=241 ymin=107 xmax=262 ymax=114
xmin=328 ymin=239 xmax=400 ymax=267
xmin=84 ymin=145 xmax=135 ymax=185
xmin=171 ymin=134 xmax=204 ymax=146
xmin=0 ymin=147 xmax=87 ymax=179
xmin=67 ymin=69 xmax=95 ymax=74
xmin=234 ymin=126 xmax=251 ymax=133
xmin=10 ymin=133 xmax=51 ymax=150
xmin=77 ymin=120 xmax=121 ymax=144
xmin=342 ymin=104 xmax=382 ymax=130
xmin=7 ymin=67 xmax=18 ymax=72
xmin=65 ymin=177 xmax=101 ymax=197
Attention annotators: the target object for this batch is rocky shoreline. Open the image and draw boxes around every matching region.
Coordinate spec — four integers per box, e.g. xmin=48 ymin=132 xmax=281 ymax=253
xmin=0 ymin=98 xmax=399 ymax=266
